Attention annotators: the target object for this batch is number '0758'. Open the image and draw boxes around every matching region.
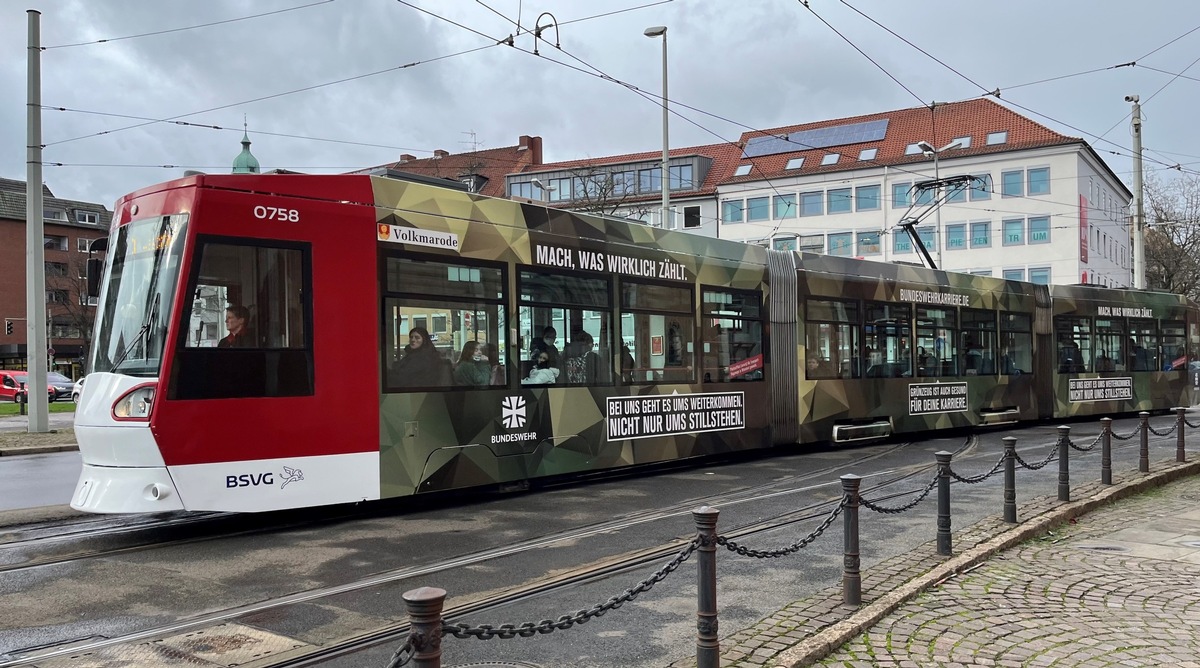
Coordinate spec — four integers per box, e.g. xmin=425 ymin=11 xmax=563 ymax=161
xmin=253 ymin=206 xmax=299 ymax=222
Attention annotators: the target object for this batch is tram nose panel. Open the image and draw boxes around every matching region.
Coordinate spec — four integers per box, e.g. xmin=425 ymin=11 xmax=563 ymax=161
xmin=71 ymin=463 xmax=184 ymax=513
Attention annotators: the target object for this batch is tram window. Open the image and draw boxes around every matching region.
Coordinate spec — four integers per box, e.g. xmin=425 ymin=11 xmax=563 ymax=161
xmin=1128 ymin=319 xmax=1158 ymax=371
xmin=1161 ymin=321 xmax=1186 ymax=370
xmin=805 ymin=299 xmax=858 ymax=379
xmin=621 ymin=281 xmax=694 ymax=383
xmin=1093 ymin=318 xmax=1126 ymax=372
xmin=172 ymin=240 xmax=313 ymax=400
xmin=383 ymin=255 xmax=508 ymax=392
xmin=702 ymin=289 xmax=764 ymax=383
xmin=960 ymin=309 xmax=997 ymax=376
xmin=1054 ymin=316 xmax=1091 ymax=373
xmin=914 ymin=306 xmax=955 ymax=377
xmin=864 ymin=303 xmax=913 ymax=378
xmin=518 ymin=270 xmax=612 ymax=386
xmin=999 ymin=313 xmax=1032 ymax=375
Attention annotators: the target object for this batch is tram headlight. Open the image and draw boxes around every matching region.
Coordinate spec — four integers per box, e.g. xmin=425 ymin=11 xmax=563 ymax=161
xmin=112 ymin=384 xmax=156 ymax=421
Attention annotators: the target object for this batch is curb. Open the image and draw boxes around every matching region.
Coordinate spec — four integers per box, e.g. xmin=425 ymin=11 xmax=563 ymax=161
xmin=0 ymin=445 xmax=79 ymax=456
xmin=774 ymin=458 xmax=1200 ymax=667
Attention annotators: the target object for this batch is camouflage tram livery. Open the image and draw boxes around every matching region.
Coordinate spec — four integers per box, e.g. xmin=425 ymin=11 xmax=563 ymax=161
xmin=69 ymin=174 xmax=1199 ymax=513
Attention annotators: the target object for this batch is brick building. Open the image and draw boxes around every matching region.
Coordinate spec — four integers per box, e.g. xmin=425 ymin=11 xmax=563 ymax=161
xmin=0 ymin=177 xmax=111 ymax=378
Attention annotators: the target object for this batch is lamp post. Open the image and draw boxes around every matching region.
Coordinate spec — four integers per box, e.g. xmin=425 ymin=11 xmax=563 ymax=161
xmin=644 ymin=25 xmax=669 ymax=228
xmin=916 ymin=139 xmax=962 ymax=269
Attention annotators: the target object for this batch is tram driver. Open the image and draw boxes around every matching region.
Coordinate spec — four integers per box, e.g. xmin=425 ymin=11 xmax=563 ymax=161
xmin=218 ymin=305 xmax=253 ymax=348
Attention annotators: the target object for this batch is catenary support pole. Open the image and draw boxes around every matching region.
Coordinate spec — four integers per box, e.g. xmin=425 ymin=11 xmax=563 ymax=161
xmin=936 ymin=451 xmax=952 ymax=556
xmin=840 ymin=474 xmax=861 ymax=606
xmin=1139 ymin=411 xmax=1150 ymax=473
xmin=1057 ymin=426 xmax=1070 ymax=502
xmin=1002 ymin=437 xmax=1017 ymax=524
xmin=1101 ymin=417 xmax=1113 ymax=485
xmin=693 ymin=506 xmax=719 ymax=668
xmin=403 ymin=587 xmax=446 ymax=668
xmin=25 ymin=10 xmax=49 ymax=433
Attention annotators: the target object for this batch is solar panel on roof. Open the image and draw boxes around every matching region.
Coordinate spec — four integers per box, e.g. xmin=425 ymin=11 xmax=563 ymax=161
xmin=743 ymin=119 xmax=889 ymax=158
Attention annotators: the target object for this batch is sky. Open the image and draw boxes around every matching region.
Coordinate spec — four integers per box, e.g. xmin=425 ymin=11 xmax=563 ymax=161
xmin=2 ymin=1 xmax=1198 ymax=209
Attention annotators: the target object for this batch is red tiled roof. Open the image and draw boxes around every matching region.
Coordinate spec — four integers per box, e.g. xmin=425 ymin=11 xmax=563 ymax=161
xmin=527 ymin=142 xmax=745 ymax=202
xmin=354 ymin=136 xmax=543 ymax=198
xmin=724 ymin=98 xmax=1080 ymax=184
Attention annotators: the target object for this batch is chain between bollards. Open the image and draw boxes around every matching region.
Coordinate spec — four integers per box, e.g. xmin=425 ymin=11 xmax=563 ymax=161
xmin=693 ymin=506 xmax=719 ymax=668
xmin=935 ymin=451 xmax=952 ymax=556
xmin=1139 ymin=412 xmax=1150 ymax=473
xmin=1176 ymin=408 xmax=1187 ymax=463
xmin=840 ymin=474 xmax=861 ymax=606
xmin=1100 ymin=417 xmax=1113 ymax=485
xmin=1057 ymin=426 xmax=1070 ymax=502
xmin=1002 ymin=437 xmax=1017 ymax=524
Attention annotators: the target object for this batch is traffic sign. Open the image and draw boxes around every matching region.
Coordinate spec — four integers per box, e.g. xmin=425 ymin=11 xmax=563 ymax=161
xmin=47 ymin=347 xmax=56 ymax=356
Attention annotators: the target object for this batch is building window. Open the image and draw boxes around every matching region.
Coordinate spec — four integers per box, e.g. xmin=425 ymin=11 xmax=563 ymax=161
xmin=946 ymin=179 xmax=968 ymax=203
xmin=952 ymin=135 xmax=971 ymax=149
xmin=1027 ymin=167 xmax=1050 ymax=195
xmin=683 ymin=205 xmax=701 ymax=229
xmin=547 ymin=177 xmax=572 ymax=202
xmin=44 ymin=208 xmax=67 ymax=221
xmin=46 ymin=289 xmax=69 ymax=304
xmin=970 ymin=221 xmax=991 ymax=248
xmin=638 ymin=169 xmax=661 ymax=193
xmin=828 ymin=232 xmax=853 ymax=256
xmin=669 ymin=164 xmax=693 ymax=190
xmin=892 ymin=182 xmax=911 ymax=208
xmin=799 ymin=234 xmax=824 ymax=253
xmin=820 ymin=153 xmax=840 ymax=166
xmin=773 ymin=194 xmax=797 ymax=219
xmin=893 ymin=231 xmax=912 ymax=253
xmin=1001 ymin=170 xmax=1024 ymax=197
xmin=1028 ymin=267 xmax=1051 ymax=284
xmin=917 ymin=226 xmax=936 ymax=252
xmin=986 ymin=131 xmax=1008 ymax=145
xmin=1002 ymin=268 xmax=1024 ymax=281
xmin=827 ymin=188 xmax=852 ymax=214
xmin=858 ymin=148 xmax=878 ymax=161
xmin=970 ymin=174 xmax=992 ymax=201
xmin=970 ymin=270 xmax=991 ymax=276
xmin=510 ymin=181 xmax=534 ymax=199
xmin=733 ymin=164 xmax=752 ymax=177
xmin=855 ymin=185 xmax=881 ymax=211
xmin=772 ymin=236 xmax=797 ymax=251
xmin=914 ymin=185 xmax=934 ymax=206
xmin=746 ymin=197 xmax=770 ymax=222
xmin=1028 ymin=216 xmax=1051 ymax=244
xmin=722 ymin=200 xmax=745 ymax=224
xmin=45 ymin=261 xmax=68 ymax=276
xmin=784 ymin=157 xmax=804 ymax=170
xmin=76 ymin=211 xmax=99 ymax=224
xmin=905 ymin=143 xmax=923 ymax=155
xmin=800 ymin=191 xmax=824 ymax=217
xmin=945 ymin=224 xmax=967 ymax=250
xmin=43 ymin=235 xmax=67 ymax=251
xmin=857 ymin=231 xmax=881 ymax=255
xmin=1003 ymin=218 xmax=1025 ymax=245
xmin=76 ymin=237 xmax=94 ymax=252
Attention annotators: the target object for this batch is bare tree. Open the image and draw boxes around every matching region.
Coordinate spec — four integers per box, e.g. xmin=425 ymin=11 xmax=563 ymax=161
xmin=1143 ymin=173 xmax=1200 ymax=300
xmin=45 ymin=254 xmax=96 ymax=361
xmin=560 ymin=164 xmax=655 ymax=222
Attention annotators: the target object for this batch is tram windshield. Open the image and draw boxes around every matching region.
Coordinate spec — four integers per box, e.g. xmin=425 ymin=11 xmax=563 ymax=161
xmin=90 ymin=214 xmax=188 ymax=377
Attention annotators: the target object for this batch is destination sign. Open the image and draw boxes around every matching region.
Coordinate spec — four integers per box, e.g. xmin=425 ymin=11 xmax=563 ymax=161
xmin=908 ymin=382 xmax=969 ymax=415
xmin=534 ymin=243 xmax=689 ymax=281
xmin=606 ymin=392 xmax=744 ymax=441
xmin=377 ymin=223 xmax=460 ymax=251
xmin=1068 ymin=377 xmax=1133 ymax=403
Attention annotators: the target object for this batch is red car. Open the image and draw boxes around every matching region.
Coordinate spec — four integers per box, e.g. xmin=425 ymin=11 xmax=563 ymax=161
xmin=0 ymin=370 xmax=58 ymax=403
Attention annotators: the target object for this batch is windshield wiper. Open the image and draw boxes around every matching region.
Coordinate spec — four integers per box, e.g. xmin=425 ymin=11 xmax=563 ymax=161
xmin=110 ymin=293 xmax=160 ymax=372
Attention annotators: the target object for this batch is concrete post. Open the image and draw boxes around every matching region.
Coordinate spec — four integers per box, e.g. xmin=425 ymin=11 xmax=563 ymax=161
xmin=936 ymin=451 xmax=952 ymax=556
xmin=693 ymin=506 xmax=720 ymax=668
xmin=1057 ymin=425 xmax=1070 ymax=502
xmin=1002 ymin=437 xmax=1017 ymax=524
xmin=1139 ymin=411 xmax=1150 ymax=473
xmin=1101 ymin=417 xmax=1113 ymax=485
xmin=840 ymin=474 xmax=861 ymax=606
xmin=1176 ymin=407 xmax=1187 ymax=463
xmin=403 ymin=587 xmax=446 ymax=668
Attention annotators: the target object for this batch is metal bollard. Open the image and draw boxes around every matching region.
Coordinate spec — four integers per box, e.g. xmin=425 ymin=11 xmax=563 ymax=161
xmin=840 ymin=474 xmax=861 ymax=607
xmin=1002 ymin=437 xmax=1017 ymax=524
xmin=1057 ymin=425 xmax=1070 ymax=502
xmin=1139 ymin=411 xmax=1150 ymax=473
xmin=693 ymin=506 xmax=719 ymax=668
xmin=936 ymin=451 xmax=952 ymax=556
xmin=18 ymin=381 xmax=26 ymax=416
xmin=1176 ymin=407 xmax=1187 ymax=463
xmin=403 ymin=587 xmax=446 ymax=668
xmin=1101 ymin=417 xmax=1113 ymax=485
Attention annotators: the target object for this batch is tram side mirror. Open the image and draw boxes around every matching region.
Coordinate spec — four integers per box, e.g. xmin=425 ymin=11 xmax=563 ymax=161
xmin=86 ymin=258 xmax=103 ymax=298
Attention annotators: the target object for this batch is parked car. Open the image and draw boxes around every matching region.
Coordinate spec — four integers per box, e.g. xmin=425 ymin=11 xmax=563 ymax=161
xmin=47 ymin=372 xmax=76 ymax=401
xmin=0 ymin=370 xmax=57 ymax=403
xmin=72 ymin=376 xmax=87 ymax=403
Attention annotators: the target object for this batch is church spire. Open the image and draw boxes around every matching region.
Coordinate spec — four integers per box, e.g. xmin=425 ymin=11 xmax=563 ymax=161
xmin=232 ymin=116 xmax=260 ymax=174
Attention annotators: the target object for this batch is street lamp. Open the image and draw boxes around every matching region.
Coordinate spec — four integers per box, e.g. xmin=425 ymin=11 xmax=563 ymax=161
xmin=916 ymin=140 xmax=962 ymax=268
xmin=644 ymin=25 xmax=669 ymax=228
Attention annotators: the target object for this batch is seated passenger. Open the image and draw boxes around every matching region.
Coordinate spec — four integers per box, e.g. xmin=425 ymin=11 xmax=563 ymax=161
xmin=564 ymin=332 xmax=599 ymax=384
xmin=806 ymin=356 xmax=834 ymax=379
xmin=523 ymin=353 xmax=559 ymax=385
xmin=389 ymin=327 xmax=450 ymax=387
xmin=453 ymin=341 xmax=492 ymax=387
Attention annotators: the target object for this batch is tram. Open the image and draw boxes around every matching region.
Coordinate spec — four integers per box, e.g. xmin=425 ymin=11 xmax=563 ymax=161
xmin=70 ymin=174 xmax=1198 ymax=513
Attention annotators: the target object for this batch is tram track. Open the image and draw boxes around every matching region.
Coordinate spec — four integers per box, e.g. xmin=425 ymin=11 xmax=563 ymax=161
xmin=1 ymin=437 xmax=973 ymax=667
